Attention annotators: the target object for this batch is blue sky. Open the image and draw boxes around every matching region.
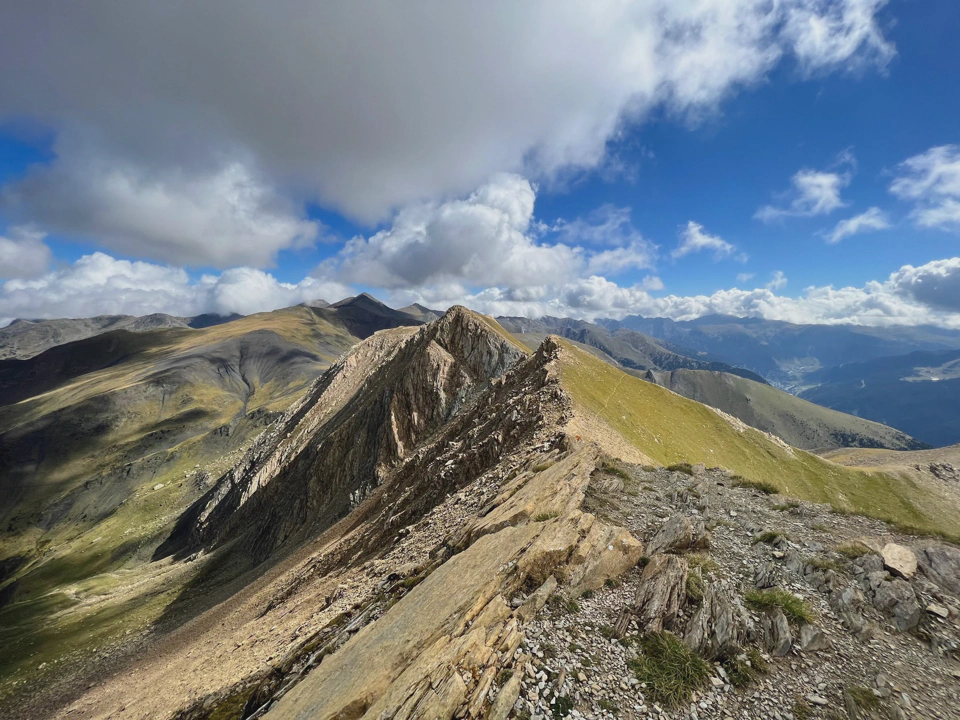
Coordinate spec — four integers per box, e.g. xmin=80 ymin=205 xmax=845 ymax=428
xmin=0 ymin=1 xmax=958 ymax=325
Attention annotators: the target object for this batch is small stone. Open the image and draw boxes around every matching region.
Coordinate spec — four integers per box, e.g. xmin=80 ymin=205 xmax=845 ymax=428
xmin=152 ymin=483 xmax=164 ymax=491
xmin=806 ymin=694 xmax=829 ymax=707
xmin=926 ymin=603 xmax=949 ymax=619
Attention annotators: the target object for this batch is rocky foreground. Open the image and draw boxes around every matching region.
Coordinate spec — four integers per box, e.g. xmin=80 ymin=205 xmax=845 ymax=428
xmin=11 ymin=309 xmax=959 ymax=720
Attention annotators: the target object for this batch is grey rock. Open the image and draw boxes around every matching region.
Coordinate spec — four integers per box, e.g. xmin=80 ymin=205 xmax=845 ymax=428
xmin=829 ymin=586 xmax=867 ymax=633
xmin=754 ymin=561 xmax=779 ymax=589
xmin=917 ymin=544 xmax=960 ymax=595
xmin=684 ymin=579 xmax=755 ymax=659
xmin=761 ymin=608 xmax=792 ymax=656
xmin=869 ymin=576 xmax=921 ymax=631
xmin=855 ymin=553 xmax=884 ymax=574
xmin=798 ymin=623 xmax=831 ymax=652
xmin=646 ymin=515 xmax=711 ymax=556
xmin=616 ymin=553 xmax=688 ymax=635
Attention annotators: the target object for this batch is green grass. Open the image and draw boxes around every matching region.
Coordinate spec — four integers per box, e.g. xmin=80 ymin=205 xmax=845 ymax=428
xmin=557 ymin=341 xmax=960 ymax=540
xmin=685 ymin=572 xmax=705 ymax=603
xmin=845 ymin=685 xmax=882 ymax=711
xmin=836 ymin=541 xmax=875 ymax=559
xmin=686 ymin=552 xmax=720 ymax=575
xmin=534 ymin=512 xmax=560 ymax=522
xmin=773 ymin=500 xmax=801 ymax=511
xmin=733 ymin=477 xmax=779 ymax=495
xmin=627 ymin=632 xmax=711 ymax=708
xmin=546 ymin=594 xmax=580 ymax=615
xmin=666 ymin=462 xmax=695 ymax=475
xmin=599 ymin=460 xmax=632 ymax=482
xmin=721 ymin=647 xmax=768 ymax=687
xmin=753 ymin=530 xmax=790 ymax=545
xmin=745 ymin=589 xmax=816 ymax=625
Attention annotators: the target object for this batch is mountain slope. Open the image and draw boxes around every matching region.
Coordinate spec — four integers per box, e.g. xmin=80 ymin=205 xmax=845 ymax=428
xmin=11 ymin=316 xmax=959 ymax=720
xmin=558 ymin=339 xmax=960 ymax=538
xmin=497 ymin=315 xmax=766 ymax=382
xmin=0 ymin=313 xmax=244 ymax=360
xmin=606 ymin=314 xmax=960 ymax=390
xmin=0 ymin=301 xmax=428 ymax=700
xmin=800 ymin=348 xmax=960 ymax=447
xmin=643 ymin=367 xmax=926 ymax=451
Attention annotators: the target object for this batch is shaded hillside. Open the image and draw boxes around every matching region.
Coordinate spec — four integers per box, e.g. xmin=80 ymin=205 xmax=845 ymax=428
xmin=643 ymin=367 xmax=926 ymax=451
xmin=0 ymin=299 xmax=426 ymax=696
xmin=604 ymin=314 xmax=960 ymax=389
xmin=800 ymin=348 xmax=960 ymax=447
xmin=497 ymin=315 xmax=765 ymax=382
xmin=0 ymin=313 xmax=243 ymax=360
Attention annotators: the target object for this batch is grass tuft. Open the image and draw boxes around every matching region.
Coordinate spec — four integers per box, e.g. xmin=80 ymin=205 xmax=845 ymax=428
xmin=745 ymin=588 xmax=816 ymax=625
xmin=599 ymin=460 xmax=631 ymax=482
xmin=733 ymin=477 xmax=779 ymax=495
xmin=721 ymin=647 xmax=768 ymax=688
xmin=666 ymin=462 xmax=695 ymax=476
xmin=753 ymin=530 xmax=790 ymax=546
xmin=773 ymin=500 xmax=801 ymax=512
xmin=686 ymin=552 xmax=720 ymax=575
xmin=836 ymin=541 xmax=874 ymax=559
xmin=534 ymin=511 xmax=560 ymax=522
xmin=685 ymin=572 xmax=705 ymax=604
xmin=627 ymin=632 xmax=711 ymax=708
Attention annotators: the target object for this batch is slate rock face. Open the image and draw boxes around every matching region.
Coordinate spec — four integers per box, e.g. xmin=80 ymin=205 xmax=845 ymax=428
xmin=918 ymin=544 xmax=960 ymax=595
xmin=761 ymin=608 xmax=792 ymax=656
xmin=684 ymin=579 xmax=754 ymax=660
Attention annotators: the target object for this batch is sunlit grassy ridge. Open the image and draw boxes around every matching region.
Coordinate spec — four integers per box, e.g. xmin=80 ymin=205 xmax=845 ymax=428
xmin=556 ymin=340 xmax=960 ymax=540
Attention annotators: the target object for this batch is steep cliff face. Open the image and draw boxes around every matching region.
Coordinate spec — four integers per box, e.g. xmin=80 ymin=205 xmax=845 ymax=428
xmin=157 ymin=307 xmax=528 ymax=561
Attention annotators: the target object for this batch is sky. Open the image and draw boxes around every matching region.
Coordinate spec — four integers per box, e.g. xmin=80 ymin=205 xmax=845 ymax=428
xmin=0 ymin=0 xmax=959 ymax=327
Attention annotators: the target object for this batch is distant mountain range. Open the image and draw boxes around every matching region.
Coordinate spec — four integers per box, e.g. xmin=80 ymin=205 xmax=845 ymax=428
xmin=601 ymin=313 xmax=960 ymax=391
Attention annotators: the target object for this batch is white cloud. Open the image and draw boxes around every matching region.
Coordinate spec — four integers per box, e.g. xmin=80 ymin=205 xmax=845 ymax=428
xmin=3 ymin=140 xmax=318 ymax=268
xmin=888 ymin=258 xmax=960 ymax=313
xmin=783 ymin=0 xmax=895 ymax=76
xmin=0 ymin=0 xmax=896 ymax=250
xmin=0 ymin=226 xmax=51 ymax=279
xmin=890 ymin=144 xmax=960 ymax=232
xmin=766 ymin=271 xmax=788 ymax=290
xmin=672 ymin=221 xmax=736 ymax=260
xmin=332 ymin=174 xmax=654 ymax=290
xmin=736 ymin=272 xmax=755 ymax=283
xmin=756 ymin=163 xmax=852 ymax=222
xmin=0 ymin=253 xmax=348 ymax=324
xmin=825 ymin=206 xmax=890 ymax=243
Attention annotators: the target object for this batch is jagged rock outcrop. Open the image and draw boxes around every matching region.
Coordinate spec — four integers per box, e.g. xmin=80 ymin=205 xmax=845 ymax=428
xmin=645 ymin=514 xmax=711 ymax=555
xmin=156 ymin=307 xmax=529 ymax=561
xmin=613 ymin=553 xmax=687 ymax=636
xmin=684 ymin=578 xmax=754 ymax=659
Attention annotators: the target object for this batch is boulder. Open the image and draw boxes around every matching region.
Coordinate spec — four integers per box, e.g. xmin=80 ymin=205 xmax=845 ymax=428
xmin=684 ymin=579 xmax=754 ymax=659
xmin=881 ymin=543 xmax=917 ymax=579
xmin=829 ymin=586 xmax=867 ymax=634
xmin=646 ymin=515 xmax=711 ymax=556
xmin=866 ymin=572 xmax=921 ymax=631
xmin=754 ymin=561 xmax=779 ymax=589
xmin=798 ymin=623 xmax=831 ymax=652
xmin=917 ymin=544 xmax=960 ymax=595
xmin=761 ymin=608 xmax=792 ymax=656
xmin=614 ymin=553 xmax=687 ymax=636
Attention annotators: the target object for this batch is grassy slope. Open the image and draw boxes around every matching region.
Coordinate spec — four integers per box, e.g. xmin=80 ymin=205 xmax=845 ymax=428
xmin=650 ymin=368 xmax=923 ymax=451
xmin=0 ymin=306 xmax=358 ymax=696
xmin=557 ymin=340 xmax=960 ymax=540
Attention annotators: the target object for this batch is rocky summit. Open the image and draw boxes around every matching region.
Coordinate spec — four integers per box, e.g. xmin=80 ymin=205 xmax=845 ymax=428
xmin=2 ymin=308 xmax=960 ymax=720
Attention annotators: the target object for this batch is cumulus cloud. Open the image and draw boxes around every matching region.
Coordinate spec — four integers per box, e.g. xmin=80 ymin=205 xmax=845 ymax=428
xmin=888 ymin=258 xmax=960 ymax=313
xmin=0 ymin=0 xmax=896 ymax=248
xmin=890 ymin=144 xmax=960 ymax=232
xmin=332 ymin=174 xmax=654 ymax=291
xmin=0 ymin=226 xmax=51 ymax=279
xmin=3 ymin=138 xmax=318 ymax=268
xmin=0 ymin=253 xmax=349 ymax=324
xmin=756 ymin=162 xmax=853 ymax=222
xmin=672 ymin=221 xmax=736 ymax=260
xmin=825 ymin=206 xmax=890 ymax=243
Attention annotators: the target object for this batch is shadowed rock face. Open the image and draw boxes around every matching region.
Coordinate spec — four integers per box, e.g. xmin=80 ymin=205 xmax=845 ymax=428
xmin=157 ymin=307 xmax=529 ymax=561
